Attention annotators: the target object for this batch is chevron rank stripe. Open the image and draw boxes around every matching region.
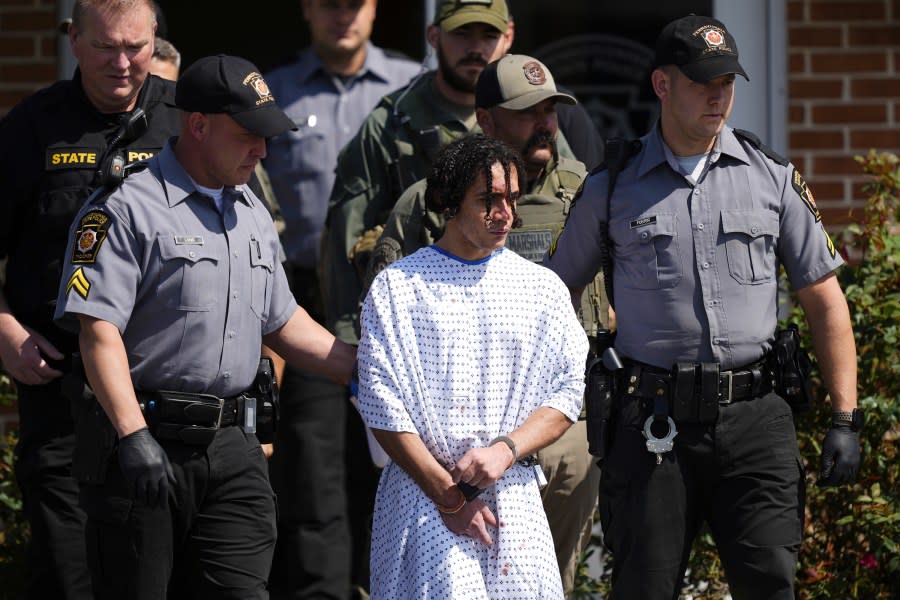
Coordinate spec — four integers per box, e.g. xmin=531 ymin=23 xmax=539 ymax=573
xmin=66 ymin=267 xmax=91 ymax=300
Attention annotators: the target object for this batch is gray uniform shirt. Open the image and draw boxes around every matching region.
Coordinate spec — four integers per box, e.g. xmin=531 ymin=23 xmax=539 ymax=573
xmin=263 ymin=43 xmax=420 ymax=268
xmin=55 ymin=141 xmax=298 ymax=397
xmin=544 ymin=125 xmax=843 ymax=369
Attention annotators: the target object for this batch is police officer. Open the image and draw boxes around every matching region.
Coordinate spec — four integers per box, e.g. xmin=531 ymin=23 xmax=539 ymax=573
xmin=0 ymin=1 xmax=178 ymax=596
xmin=261 ymin=3 xmax=419 ymax=596
xmin=53 ymin=54 xmax=357 ymax=599
xmin=544 ymin=15 xmax=861 ymax=600
xmin=363 ymin=54 xmax=603 ymax=594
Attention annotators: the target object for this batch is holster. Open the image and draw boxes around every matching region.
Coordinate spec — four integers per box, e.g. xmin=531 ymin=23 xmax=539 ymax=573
xmin=769 ymin=324 xmax=815 ymax=413
xmin=585 ymin=331 xmax=621 ymax=461
xmin=252 ymin=356 xmax=279 ymax=444
xmin=65 ymin=354 xmax=116 ymax=485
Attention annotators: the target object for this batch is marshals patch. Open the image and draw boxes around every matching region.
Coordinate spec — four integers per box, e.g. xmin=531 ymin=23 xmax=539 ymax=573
xmin=66 ymin=267 xmax=91 ymax=300
xmin=792 ymin=168 xmax=820 ymax=222
xmin=72 ymin=210 xmax=111 ymax=264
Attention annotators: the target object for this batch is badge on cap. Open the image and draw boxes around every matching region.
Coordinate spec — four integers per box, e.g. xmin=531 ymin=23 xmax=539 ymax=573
xmin=243 ymin=72 xmax=274 ymax=106
xmin=695 ymin=25 xmax=735 ymax=54
xmin=522 ymin=61 xmax=546 ymax=85
xmin=702 ymin=28 xmax=725 ymax=48
xmin=72 ymin=210 xmax=111 ymax=264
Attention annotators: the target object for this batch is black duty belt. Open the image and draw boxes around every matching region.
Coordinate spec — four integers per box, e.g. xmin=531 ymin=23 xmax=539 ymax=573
xmin=136 ymin=390 xmax=251 ymax=445
xmin=618 ymin=359 xmax=774 ymax=423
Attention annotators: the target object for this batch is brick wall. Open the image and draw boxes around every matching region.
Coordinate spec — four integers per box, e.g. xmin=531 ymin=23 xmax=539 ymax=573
xmin=0 ymin=0 xmax=58 ymax=116
xmin=788 ymin=0 xmax=900 ymax=226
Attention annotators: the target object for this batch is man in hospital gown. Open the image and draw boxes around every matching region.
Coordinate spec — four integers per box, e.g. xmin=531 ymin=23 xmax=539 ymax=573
xmin=356 ymin=134 xmax=589 ymax=599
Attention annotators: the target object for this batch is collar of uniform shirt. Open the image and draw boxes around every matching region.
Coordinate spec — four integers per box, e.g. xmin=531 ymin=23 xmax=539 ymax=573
xmin=640 ymin=124 xmax=751 ymax=180
xmin=156 ymin=141 xmax=253 ymax=208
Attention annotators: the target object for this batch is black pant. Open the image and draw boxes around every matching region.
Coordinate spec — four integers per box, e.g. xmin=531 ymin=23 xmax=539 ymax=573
xmin=599 ymin=392 xmax=804 ymax=600
xmin=14 ymin=380 xmax=93 ymax=600
xmin=268 ymin=365 xmax=350 ymax=599
xmin=80 ymin=426 xmax=276 ymax=599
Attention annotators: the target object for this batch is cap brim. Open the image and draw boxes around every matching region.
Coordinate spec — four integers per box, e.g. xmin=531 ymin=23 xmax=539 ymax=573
xmin=680 ymin=56 xmax=749 ymax=83
xmin=231 ymin=105 xmax=298 ymax=138
xmin=441 ymin=11 xmax=507 ymax=33
xmin=497 ymin=90 xmax=576 ymax=111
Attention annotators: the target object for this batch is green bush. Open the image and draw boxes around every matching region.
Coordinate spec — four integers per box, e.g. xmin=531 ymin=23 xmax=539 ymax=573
xmin=0 ymin=374 xmax=27 ymax=600
xmin=794 ymin=150 xmax=899 ymax=599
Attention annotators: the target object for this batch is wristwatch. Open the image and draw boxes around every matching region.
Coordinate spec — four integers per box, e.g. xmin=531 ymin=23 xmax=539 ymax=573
xmin=833 ymin=408 xmax=864 ymax=431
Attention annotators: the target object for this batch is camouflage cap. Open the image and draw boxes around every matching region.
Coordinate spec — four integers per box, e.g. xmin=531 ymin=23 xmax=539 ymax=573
xmin=476 ymin=54 xmax=576 ymax=111
xmin=434 ymin=0 xmax=509 ymax=33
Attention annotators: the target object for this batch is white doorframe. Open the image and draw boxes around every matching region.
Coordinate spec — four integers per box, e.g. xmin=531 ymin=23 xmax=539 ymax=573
xmin=714 ymin=0 xmax=788 ymax=154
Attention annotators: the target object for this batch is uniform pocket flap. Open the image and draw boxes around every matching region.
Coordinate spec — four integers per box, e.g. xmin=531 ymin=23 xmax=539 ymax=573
xmin=721 ymin=209 xmax=778 ymax=239
xmin=249 ymin=240 xmax=274 ymax=271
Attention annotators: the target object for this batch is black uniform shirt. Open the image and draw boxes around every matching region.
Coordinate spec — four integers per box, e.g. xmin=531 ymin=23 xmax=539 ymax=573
xmin=0 ymin=71 xmax=179 ymax=354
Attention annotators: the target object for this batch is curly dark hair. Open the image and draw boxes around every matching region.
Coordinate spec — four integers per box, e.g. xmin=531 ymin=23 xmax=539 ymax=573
xmin=424 ymin=134 xmax=524 ymax=227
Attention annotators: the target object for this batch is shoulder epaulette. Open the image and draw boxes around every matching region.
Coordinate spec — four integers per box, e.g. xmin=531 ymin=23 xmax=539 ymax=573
xmin=590 ymin=138 xmax=642 ymax=176
xmin=733 ymin=128 xmax=789 ymax=166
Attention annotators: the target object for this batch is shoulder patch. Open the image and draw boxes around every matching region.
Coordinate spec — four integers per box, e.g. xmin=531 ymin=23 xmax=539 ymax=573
xmin=72 ymin=210 xmax=112 ymax=264
xmin=791 ymin=168 xmax=821 ymax=222
xmin=733 ymin=128 xmax=789 ymax=166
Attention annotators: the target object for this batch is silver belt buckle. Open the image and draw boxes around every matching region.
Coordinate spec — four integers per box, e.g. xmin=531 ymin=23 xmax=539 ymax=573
xmin=719 ymin=370 xmax=734 ymax=405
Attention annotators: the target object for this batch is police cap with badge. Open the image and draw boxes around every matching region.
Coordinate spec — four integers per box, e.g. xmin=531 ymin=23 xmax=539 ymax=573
xmin=654 ymin=14 xmax=748 ymax=83
xmin=175 ymin=54 xmax=297 ymax=138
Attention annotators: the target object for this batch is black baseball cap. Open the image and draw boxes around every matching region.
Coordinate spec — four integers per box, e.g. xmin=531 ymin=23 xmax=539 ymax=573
xmin=175 ymin=54 xmax=297 ymax=138
xmin=654 ymin=15 xmax=748 ymax=83
xmin=476 ymin=54 xmax=576 ymax=110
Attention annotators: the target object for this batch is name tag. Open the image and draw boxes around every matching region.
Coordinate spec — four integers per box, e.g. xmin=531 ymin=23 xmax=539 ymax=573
xmin=630 ymin=216 xmax=657 ymax=228
xmin=174 ymin=235 xmax=204 ymax=245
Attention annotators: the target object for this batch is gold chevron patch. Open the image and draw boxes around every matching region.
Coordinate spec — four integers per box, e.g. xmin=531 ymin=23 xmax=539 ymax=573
xmin=66 ymin=267 xmax=91 ymax=300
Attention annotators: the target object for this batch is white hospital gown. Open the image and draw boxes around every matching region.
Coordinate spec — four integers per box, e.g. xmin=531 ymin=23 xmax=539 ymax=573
xmin=358 ymin=246 xmax=589 ymax=599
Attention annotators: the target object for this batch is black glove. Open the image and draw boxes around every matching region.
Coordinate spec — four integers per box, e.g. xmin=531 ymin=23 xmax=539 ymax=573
xmin=817 ymin=424 xmax=861 ymax=487
xmin=118 ymin=427 xmax=175 ymax=507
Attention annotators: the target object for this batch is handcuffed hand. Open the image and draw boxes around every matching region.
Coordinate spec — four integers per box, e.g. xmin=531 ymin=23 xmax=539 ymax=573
xmin=817 ymin=424 xmax=861 ymax=487
xmin=118 ymin=427 xmax=175 ymax=507
xmin=440 ymin=497 xmax=498 ymax=546
xmin=450 ymin=443 xmax=514 ymax=491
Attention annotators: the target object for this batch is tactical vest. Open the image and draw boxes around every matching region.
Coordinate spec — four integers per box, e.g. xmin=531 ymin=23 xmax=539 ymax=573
xmin=377 ymin=73 xmax=473 ymax=220
xmin=509 ymin=157 xmax=608 ymax=334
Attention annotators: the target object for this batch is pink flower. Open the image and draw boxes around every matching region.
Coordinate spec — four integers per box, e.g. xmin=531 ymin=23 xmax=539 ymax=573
xmin=859 ymin=553 xmax=878 ymax=570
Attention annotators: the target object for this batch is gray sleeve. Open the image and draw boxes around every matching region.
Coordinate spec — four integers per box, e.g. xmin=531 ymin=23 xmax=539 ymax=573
xmin=777 ymin=163 xmax=845 ymax=290
xmin=543 ymin=172 xmax=608 ymax=288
